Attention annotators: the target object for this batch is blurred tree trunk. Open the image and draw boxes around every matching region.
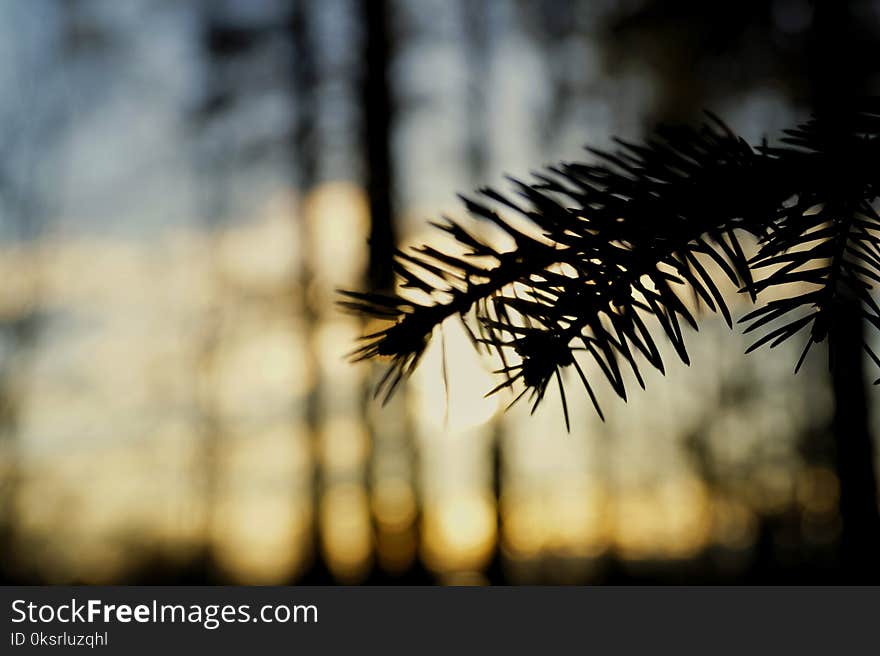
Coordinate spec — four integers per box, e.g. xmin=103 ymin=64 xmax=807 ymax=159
xmin=828 ymin=303 xmax=879 ymax=578
xmin=360 ymin=0 xmax=397 ymax=581
xmin=0 ymin=0 xmax=74 ymax=582
xmin=462 ymin=0 xmax=507 ymax=583
xmin=361 ymin=0 xmax=397 ymax=293
xmin=192 ymin=3 xmax=234 ymax=579
xmin=288 ymin=0 xmax=330 ymax=582
xmin=463 ymin=0 xmax=490 ymax=186
xmin=358 ymin=0 xmax=424 ymax=582
xmin=810 ymin=0 xmax=880 ymax=580
xmin=0 ymin=314 xmax=40 ymax=582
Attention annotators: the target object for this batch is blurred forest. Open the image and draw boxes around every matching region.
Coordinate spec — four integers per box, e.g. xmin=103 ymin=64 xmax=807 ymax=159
xmin=0 ymin=0 xmax=877 ymax=584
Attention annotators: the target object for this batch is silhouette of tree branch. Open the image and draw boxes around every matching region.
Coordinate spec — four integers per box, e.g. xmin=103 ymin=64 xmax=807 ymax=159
xmin=342 ymin=102 xmax=880 ymax=429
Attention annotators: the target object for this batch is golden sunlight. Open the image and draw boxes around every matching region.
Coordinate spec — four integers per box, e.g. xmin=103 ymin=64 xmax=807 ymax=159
xmin=421 ymin=492 xmax=496 ymax=574
xmin=412 ymin=320 xmax=500 ymax=432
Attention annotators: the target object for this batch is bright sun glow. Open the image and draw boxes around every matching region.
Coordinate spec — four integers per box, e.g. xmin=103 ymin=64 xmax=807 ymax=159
xmin=412 ymin=319 xmax=500 ymax=432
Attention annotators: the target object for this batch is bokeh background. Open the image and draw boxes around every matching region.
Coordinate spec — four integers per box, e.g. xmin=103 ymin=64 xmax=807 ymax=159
xmin=0 ymin=0 xmax=878 ymax=584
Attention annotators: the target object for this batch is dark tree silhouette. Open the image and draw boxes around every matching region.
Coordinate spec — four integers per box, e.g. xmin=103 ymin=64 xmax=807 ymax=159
xmin=357 ymin=0 xmax=426 ymax=584
xmin=807 ymin=0 xmax=880 ymax=580
xmin=361 ymin=0 xmax=397 ymax=294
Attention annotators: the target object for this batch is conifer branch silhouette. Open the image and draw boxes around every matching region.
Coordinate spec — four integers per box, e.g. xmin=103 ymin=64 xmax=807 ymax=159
xmin=341 ymin=100 xmax=880 ymax=426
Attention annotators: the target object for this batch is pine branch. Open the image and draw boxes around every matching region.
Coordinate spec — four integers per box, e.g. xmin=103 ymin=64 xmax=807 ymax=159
xmin=741 ymin=105 xmax=880 ymax=378
xmin=342 ymin=102 xmax=880 ymax=421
